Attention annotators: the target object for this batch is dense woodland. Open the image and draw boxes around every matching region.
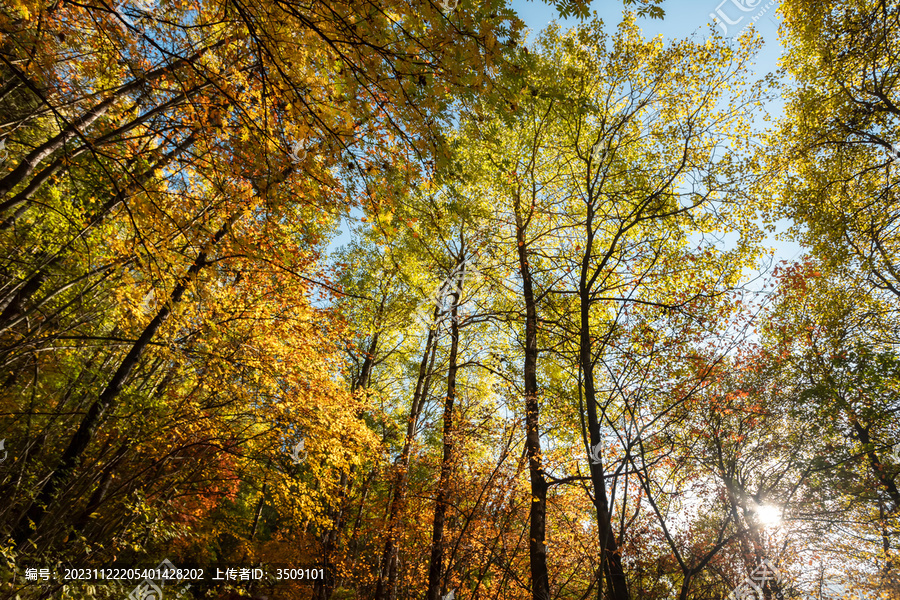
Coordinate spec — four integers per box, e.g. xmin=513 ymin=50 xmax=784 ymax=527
xmin=0 ymin=0 xmax=899 ymax=598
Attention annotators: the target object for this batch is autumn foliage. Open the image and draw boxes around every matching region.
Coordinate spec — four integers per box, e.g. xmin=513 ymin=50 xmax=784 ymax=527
xmin=1 ymin=0 xmax=899 ymax=599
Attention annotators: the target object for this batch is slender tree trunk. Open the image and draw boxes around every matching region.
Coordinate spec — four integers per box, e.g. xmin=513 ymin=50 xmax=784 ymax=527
xmin=578 ymin=205 xmax=629 ymax=600
xmin=10 ymin=211 xmax=241 ymax=547
xmin=375 ymin=318 xmax=439 ymax=600
xmin=350 ymin=467 xmax=375 ymax=545
xmin=513 ymin=191 xmax=551 ymax=600
xmin=250 ymin=483 xmax=268 ymax=541
xmin=426 ymin=262 xmax=463 ymax=600
xmin=0 ymin=42 xmax=225 ymax=204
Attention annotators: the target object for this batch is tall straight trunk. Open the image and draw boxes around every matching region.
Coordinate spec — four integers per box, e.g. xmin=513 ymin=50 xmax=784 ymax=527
xmin=426 ymin=263 xmax=463 ymax=600
xmin=578 ymin=205 xmax=629 ymax=600
xmin=10 ymin=211 xmax=241 ymax=547
xmin=375 ymin=318 xmax=439 ymax=600
xmin=513 ymin=191 xmax=550 ymax=600
xmin=349 ymin=466 xmax=376 ymax=562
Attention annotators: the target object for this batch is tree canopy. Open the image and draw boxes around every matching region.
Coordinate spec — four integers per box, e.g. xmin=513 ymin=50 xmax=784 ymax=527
xmin=1 ymin=0 xmax=899 ymax=599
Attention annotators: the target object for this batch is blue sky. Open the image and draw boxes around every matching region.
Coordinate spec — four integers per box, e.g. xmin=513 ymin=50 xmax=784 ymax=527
xmin=510 ymin=0 xmax=804 ymax=268
xmin=330 ymin=0 xmax=805 ymax=269
xmin=514 ymin=0 xmax=783 ymax=73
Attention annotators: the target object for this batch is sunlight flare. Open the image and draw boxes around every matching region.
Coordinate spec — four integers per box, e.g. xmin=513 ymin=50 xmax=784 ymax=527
xmin=756 ymin=504 xmax=782 ymax=528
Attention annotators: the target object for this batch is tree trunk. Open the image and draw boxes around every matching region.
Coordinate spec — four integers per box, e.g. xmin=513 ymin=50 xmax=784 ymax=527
xmin=578 ymin=205 xmax=629 ymax=600
xmin=513 ymin=191 xmax=551 ymax=600
xmin=10 ymin=211 xmax=240 ymax=548
xmin=426 ymin=261 xmax=463 ymax=600
xmin=375 ymin=317 xmax=439 ymax=600
xmin=250 ymin=483 xmax=268 ymax=541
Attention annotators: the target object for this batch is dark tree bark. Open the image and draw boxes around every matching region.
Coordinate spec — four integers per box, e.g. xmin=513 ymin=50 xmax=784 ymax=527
xmin=578 ymin=202 xmax=629 ymax=600
xmin=375 ymin=311 xmax=439 ymax=600
xmin=513 ymin=189 xmax=551 ymax=600
xmin=10 ymin=211 xmax=240 ymax=548
xmin=426 ymin=257 xmax=464 ymax=600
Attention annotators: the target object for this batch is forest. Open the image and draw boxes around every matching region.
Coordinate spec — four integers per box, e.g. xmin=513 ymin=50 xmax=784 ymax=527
xmin=0 ymin=0 xmax=898 ymax=598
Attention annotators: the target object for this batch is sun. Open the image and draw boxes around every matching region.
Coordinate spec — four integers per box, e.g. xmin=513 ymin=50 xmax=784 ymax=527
xmin=755 ymin=504 xmax=782 ymax=528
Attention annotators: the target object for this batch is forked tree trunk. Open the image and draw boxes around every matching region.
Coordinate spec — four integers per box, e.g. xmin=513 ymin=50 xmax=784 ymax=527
xmin=578 ymin=205 xmax=629 ymax=600
xmin=513 ymin=191 xmax=551 ymax=600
